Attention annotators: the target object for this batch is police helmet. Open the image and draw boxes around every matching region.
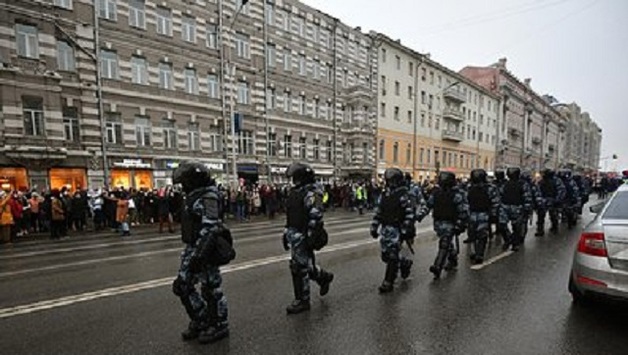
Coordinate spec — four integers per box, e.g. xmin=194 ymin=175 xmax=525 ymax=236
xmin=384 ymin=168 xmax=404 ymax=188
xmin=404 ymin=172 xmax=413 ymax=185
xmin=506 ymin=167 xmax=521 ymax=180
xmin=521 ymin=170 xmax=533 ymax=183
xmin=173 ymin=161 xmax=213 ymax=193
xmin=470 ymin=169 xmax=487 ymax=184
xmin=495 ymin=169 xmax=506 ymax=182
xmin=438 ymin=171 xmax=456 ymax=189
xmin=558 ymin=169 xmax=572 ymax=179
xmin=542 ymin=168 xmax=555 ymax=179
xmin=286 ymin=162 xmax=315 ymax=186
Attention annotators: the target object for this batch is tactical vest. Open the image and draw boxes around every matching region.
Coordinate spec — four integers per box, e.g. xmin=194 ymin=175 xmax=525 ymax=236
xmin=468 ymin=184 xmax=490 ymax=213
xmin=286 ymin=187 xmax=309 ymax=233
xmin=433 ymin=188 xmax=457 ymax=222
xmin=379 ymin=186 xmax=408 ymax=226
xmin=502 ymin=180 xmax=524 ymax=205
xmin=180 ymin=189 xmax=222 ymax=244
xmin=540 ymin=179 xmax=556 ymax=198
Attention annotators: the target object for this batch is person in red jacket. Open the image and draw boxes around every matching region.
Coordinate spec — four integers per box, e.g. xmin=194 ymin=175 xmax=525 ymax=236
xmin=9 ymin=191 xmax=24 ymax=239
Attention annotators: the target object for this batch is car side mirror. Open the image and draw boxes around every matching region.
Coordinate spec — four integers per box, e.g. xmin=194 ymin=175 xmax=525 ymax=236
xmin=589 ymin=202 xmax=606 ymax=214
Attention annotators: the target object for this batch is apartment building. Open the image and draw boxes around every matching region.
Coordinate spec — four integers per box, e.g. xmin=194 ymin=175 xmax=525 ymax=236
xmin=0 ymin=0 xmax=376 ymax=191
xmin=461 ymin=58 xmax=567 ymax=172
xmin=553 ymin=102 xmax=602 ymax=172
xmin=374 ymin=34 xmax=499 ymax=181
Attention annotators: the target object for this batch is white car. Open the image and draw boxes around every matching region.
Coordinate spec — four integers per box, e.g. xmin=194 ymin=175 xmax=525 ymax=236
xmin=569 ymin=184 xmax=628 ymax=303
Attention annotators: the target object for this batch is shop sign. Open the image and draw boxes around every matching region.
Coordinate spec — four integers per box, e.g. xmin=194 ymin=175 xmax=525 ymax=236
xmin=237 ymin=164 xmax=258 ymax=173
xmin=166 ymin=161 xmax=224 ymax=171
xmin=114 ymin=159 xmax=151 ymax=169
xmin=271 ymin=167 xmax=286 ymax=174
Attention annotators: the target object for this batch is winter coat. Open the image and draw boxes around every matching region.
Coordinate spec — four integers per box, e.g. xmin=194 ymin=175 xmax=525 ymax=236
xmin=1 ymin=195 xmax=14 ymax=225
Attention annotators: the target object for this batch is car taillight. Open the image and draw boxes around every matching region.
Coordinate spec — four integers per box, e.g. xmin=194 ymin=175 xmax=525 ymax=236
xmin=577 ymin=232 xmax=608 ymax=257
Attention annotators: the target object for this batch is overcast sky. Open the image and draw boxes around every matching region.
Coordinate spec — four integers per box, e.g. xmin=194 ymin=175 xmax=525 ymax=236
xmin=303 ymin=0 xmax=627 ymax=172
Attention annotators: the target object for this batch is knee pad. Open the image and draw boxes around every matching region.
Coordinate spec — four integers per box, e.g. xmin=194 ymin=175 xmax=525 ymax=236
xmin=172 ymin=276 xmax=189 ymax=297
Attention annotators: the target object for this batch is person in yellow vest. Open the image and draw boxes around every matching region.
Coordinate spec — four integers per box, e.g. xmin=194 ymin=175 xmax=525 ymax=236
xmin=0 ymin=190 xmax=14 ymax=244
xmin=356 ymin=182 xmax=367 ymax=215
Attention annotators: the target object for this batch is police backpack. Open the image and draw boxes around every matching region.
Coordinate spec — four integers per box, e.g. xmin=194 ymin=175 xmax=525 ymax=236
xmin=307 ymin=224 xmax=328 ymax=251
xmin=208 ymin=227 xmax=236 ymax=266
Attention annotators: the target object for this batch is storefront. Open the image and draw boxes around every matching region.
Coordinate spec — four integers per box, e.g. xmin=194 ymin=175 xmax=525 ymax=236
xmin=0 ymin=167 xmax=29 ymax=191
xmin=237 ymin=164 xmax=259 ymax=184
xmin=155 ymin=160 xmax=226 ymax=187
xmin=111 ymin=159 xmax=153 ymax=190
xmin=49 ymin=168 xmax=87 ymax=192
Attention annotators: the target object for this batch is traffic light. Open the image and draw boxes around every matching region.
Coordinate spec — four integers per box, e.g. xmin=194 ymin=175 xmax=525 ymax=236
xmin=612 ymin=154 xmax=618 ymax=159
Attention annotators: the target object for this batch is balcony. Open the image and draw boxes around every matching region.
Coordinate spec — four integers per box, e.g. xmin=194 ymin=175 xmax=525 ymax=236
xmin=442 ymin=130 xmax=464 ymax=142
xmin=532 ymin=136 xmax=542 ymax=145
xmin=548 ymin=143 xmax=555 ymax=152
xmin=443 ymin=87 xmax=466 ymax=103
xmin=344 ymin=85 xmax=373 ymax=103
xmin=442 ymin=108 xmax=464 ymax=122
xmin=509 ymin=128 xmax=522 ymax=137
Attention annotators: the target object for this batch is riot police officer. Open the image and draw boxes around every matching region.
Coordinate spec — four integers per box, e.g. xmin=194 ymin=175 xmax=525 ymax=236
xmin=490 ymin=169 xmax=507 ymax=240
xmin=521 ymin=170 xmax=541 ymax=237
xmin=536 ymin=168 xmax=566 ymax=236
xmin=283 ymin=162 xmax=334 ymax=314
xmin=370 ymin=169 xmax=416 ymax=293
xmin=418 ymin=171 xmax=469 ymax=280
xmin=172 ymin=161 xmax=234 ymax=344
xmin=573 ymin=174 xmax=590 ymax=215
xmin=467 ymin=169 xmax=500 ymax=264
xmin=500 ymin=167 xmax=533 ymax=252
xmin=558 ymin=169 xmax=581 ymax=229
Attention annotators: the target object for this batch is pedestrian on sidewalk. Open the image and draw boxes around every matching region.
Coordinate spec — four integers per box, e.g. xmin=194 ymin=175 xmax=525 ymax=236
xmin=158 ymin=187 xmax=174 ymax=233
xmin=29 ymin=193 xmax=42 ymax=233
xmin=0 ymin=191 xmax=14 ymax=244
xmin=116 ymin=192 xmax=130 ymax=236
xmin=50 ymin=189 xmax=65 ymax=240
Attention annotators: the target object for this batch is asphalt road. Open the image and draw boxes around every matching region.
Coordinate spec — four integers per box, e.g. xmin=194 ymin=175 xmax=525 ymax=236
xmin=0 ymin=207 xmax=627 ymax=355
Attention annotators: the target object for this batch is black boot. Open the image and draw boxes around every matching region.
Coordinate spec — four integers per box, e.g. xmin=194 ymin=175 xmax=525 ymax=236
xmin=286 ymin=273 xmax=310 ymax=315
xmin=534 ymin=226 xmax=544 ymax=237
xmin=198 ymin=324 xmax=229 ymax=344
xmin=550 ymin=225 xmax=558 ymax=234
xmin=400 ymin=259 xmax=413 ymax=280
xmin=286 ymin=299 xmax=311 ymax=314
xmin=181 ymin=321 xmax=207 ymax=341
xmin=444 ymin=254 xmax=458 ymax=271
xmin=379 ymin=262 xmax=398 ymax=293
xmin=430 ymin=249 xmax=448 ymax=280
xmin=317 ymin=270 xmax=334 ymax=296
xmin=472 ymin=238 xmax=486 ymax=265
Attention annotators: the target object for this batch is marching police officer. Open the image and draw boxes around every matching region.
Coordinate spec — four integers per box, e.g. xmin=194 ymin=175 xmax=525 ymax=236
xmin=490 ymin=169 xmax=507 ymax=240
xmin=521 ymin=170 xmax=541 ymax=237
xmin=283 ymin=162 xmax=334 ymax=314
xmin=573 ymin=174 xmax=590 ymax=215
xmin=418 ymin=171 xmax=469 ymax=279
xmin=558 ymin=169 xmax=581 ymax=229
xmin=466 ymin=169 xmax=500 ymax=264
xmin=536 ymin=168 xmax=566 ymax=236
xmin=371 ymin=169 xmax=416 ymax=293
xmin=172 ymin=161 xmax=235 ymax=344
xmin=500 ymin=167 xmax=533 ymax=252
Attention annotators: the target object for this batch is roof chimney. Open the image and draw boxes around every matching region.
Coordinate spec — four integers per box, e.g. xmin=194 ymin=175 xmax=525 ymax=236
xmin=524 ymin=78 xmax=531 ymax=87
xmin=497 ymin=57 xmax=507 ymax=68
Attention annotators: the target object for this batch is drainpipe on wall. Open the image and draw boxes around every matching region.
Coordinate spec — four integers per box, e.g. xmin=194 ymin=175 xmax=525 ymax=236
xmin=93 ymin=1 xmax=109 ymax=187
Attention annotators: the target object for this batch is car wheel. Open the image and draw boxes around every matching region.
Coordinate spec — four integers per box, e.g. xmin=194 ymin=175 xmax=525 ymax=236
xmin=568 ymin=276 xmax=589 ymax=305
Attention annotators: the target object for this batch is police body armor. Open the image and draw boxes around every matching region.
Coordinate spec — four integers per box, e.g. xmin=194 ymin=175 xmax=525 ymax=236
xmin=468 ymin=184 xmax=491 ymax=213
xmin=180 ymin=188 xmax=222 ymax=244
xmin=379 ymin=186 xmax=408 ymax=226
xmin=432 ymin=188 xmax=457 ymax=222
xmin=502 ymin=181 xmax=524 ymax=206
xmin=540 ymin=179 xmax=557 ymax=198
xmin=286 ymin=187 xmax=309 ymax=234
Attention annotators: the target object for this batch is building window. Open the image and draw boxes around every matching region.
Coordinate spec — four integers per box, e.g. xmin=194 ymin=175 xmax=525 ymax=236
xmin=393 ymin=142 xmax=399 ymax=163
xmin=363 ymin=142 xmax=369 ymax=164
xmin=237 ymin=82 xmax=249 ymax=104
xmin=396 ymin=55 xmax=401 ymax=70
xmin=266 ymin=88 xmax=276 ymax=109
xmin=184 ymin=68 xmax=198 ymax=94
xmin=379 ymin=139 xmax=385 ymax=160
xmin=16 ymin=23 xmax=39 ymax=59
xmin=129 ymin=0 xmax=146 ymax=29
xmin=209 ymin=131 xmax=222 ymax=152
xmin=135 ymin=116 xmax=151 ymax=146
xmin=62 ymin=106 xmax=79 ymax=143
xmin=298 ymin=95 xmax=306 ymax=115
xmin=408 ymin=86 xmax=413 ymax=100
xmin=395 ymin=81 xmax=400 ymax=96
xmin=131 ymin=56 xmax=148 ymax=85
xmin=427 ymin=149 xmax=431 ymax=164
xmin=421 ymin=68 xmax=426 ymax=81
xmin=326 ymin=140 xmax=333 ymax=162
xmin=235 ymin=33 xmax=250 ymax=58
xmin=313 ymin=139 xmax=320 ymax=160
xmin=284 ymin=92 xmax=291 ymax=113
xmin=53 ymin=0 xmax=72 ymax=9
xmin=155 ymin=7 xmax=172 ymax=36
xmin=429 ymin=71 xmax=434 ymax=84
xmin=299 ymin=137 xmax=307 ymax=159
xmin=408 ymin=62 xmax=413 ymax=76
xmin=284 ymin=135 xmax=292 ymax=158
xmin=327 ymin=65 xmax=333 ymax=84
xmin=380 ymin=102 xmax=386 ymax=118
xmin=435 ymin=117 xmax=440 ymax=130
xmin=207 ymin=27 xmax=218 ymax=49
xmin=394 ymin=106 xmax=399 ymax=121
xmin=299 ymin=54 xmax=306 ymax=76
xmin=267 ymin=132 xmax=277 ymax=156
xmin=283 ymin=48 xmax=292 ymax=71
xmin=162 ymin=121 xmax=177 ymax=149
xmin=100 ymin=49 xmax=118 ymax=79
xmin=188 ymin=123 xmax=200 ymax=151
xmin=158 ymin=62 xmax=172 ymax=89
xmin=313 ymin=61 xmax=319 ymax=80
xmin=105 ymin=113 xmax=122 ymax=144
xmin=181 ymin=16 xmax=196 ymax=43
xmin=266 ymin=4 xmax=274 ymax=25
xmin=98 ymin=0 xmax=117 ymax=21
xmin=326 ymin=102 xmax=332 ymax=120
xmin=207 ymin=74 xmax=219 ymax=98
xmin=381 ymin=48 xmax=386 ymax=63
xmin=407 ymin=110 xmax=412 ymax=123
xmin=421 ymin=113 xmax=425 ymax=127
xmin=314 ymin=98 xmax=320 ymax=118
xmin=238 ymin=130 xmax=254 ymax=155
xmin=56 ymin=40 xmax=75 ymax=71
xmin=267 ymin=43 xmax=276 ymax=67
xmin=421 ymin=91 xmax=426 ymax=104
xmin=293 ymin=16 xmax=304 ymax=36
xmin=406 ymin=143 xmax=411 ymax=164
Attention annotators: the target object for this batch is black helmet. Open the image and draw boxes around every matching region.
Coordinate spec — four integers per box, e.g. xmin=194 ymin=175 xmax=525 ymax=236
xmin=542 ymin=168 xmax=554 ymax=179
xmin=173 ymin=161 xmax=213 ymax=193
xmin=404 ymin=172 xmax=413 ymax=185
xmin=438 ymin=171 xmax=456 ymax=189
xmin=573 ymin=174 xmax=583 ymax=184
xmin=506 ymin=167 xmax=521 ymax=180
xmin=521 ymin=170 xmax=533 ymax=183
xmin=470 ymin=169 xmax=487 ymax=184
xmin=495 ymin=169 xmax=506 ymax=182
xmin=384 ymin=168 xmax=404 ymax=188
xmin=286 ymin=162 xmax=315 ymax=186
xmin=558 ymin=169 xmax=572 ymax=179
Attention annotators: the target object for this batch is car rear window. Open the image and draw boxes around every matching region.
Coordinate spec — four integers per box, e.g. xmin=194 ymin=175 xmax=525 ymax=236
xmin=603 ymin=191 xmax=628 ymax=219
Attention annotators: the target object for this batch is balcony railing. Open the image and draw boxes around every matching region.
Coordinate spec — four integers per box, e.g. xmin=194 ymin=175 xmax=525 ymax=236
xmin=443 ymin=87 xmax=466 ymax=102
xmin=442 ymin=108 xmax=464 ymax=122
xmin=442 ymin=130 xmax=464 ymax=142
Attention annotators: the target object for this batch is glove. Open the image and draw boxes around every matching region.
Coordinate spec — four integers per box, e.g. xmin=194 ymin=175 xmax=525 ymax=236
xmin=370 ymin=226 xmax=379 ymax=239
xmin=282 ymin=228 xmax=290 ymax=251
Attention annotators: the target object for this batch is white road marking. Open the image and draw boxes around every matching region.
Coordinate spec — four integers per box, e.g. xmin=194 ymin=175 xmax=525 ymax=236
xmin=0 ymin=239 xmax=379 ymax=319
xmin=470 ymin=250 xmax=514 ymax=270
